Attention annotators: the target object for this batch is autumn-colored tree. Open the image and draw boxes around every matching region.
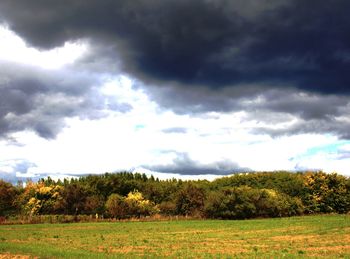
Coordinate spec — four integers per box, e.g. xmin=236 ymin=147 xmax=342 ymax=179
xmin=106 ymin=191 xmax=159 ymax=218
xmin=0 ymin=180 xmax=18 ymax=216
xmin=84 ymin=195 xmax=105 ymax=215
xmin=124 ymin=190 xmax=159 ymax=217
xmin=303 ymin=171 xmax=350 ymax=213
xmin=105 ymin=194 xmax=127 ymax=219
xmin=0 ymin=171 xmax=348 ymax=220
xmin=18 ymin=181 xmax=63 ymax=215
xmin=175 ymin=183 xmax=205 ymax=216
xmin=54 ymin=183 xmax=86 ymax=215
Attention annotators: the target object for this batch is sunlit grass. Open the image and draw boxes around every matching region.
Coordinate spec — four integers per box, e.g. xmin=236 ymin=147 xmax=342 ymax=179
xmin=0 ymin=215 xmax=349 ymax=258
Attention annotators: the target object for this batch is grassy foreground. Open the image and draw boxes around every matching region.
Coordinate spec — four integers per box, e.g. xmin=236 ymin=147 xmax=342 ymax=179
xmin=0 ymin=215 xmax=349 ymax=258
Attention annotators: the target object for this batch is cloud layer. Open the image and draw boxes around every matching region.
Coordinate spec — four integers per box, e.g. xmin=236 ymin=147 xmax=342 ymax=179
xmin=1 ymin=0 xmax=349 ymax=139
xmin=1 ymin=1 xmax=350 ymax=179
xmin=0 ymin=61 xmax=133 ymax=139
xmin=143 ymin=152 xmax=250 ymax=175
xmin=1 ymin=0 xmax=350 ymax=94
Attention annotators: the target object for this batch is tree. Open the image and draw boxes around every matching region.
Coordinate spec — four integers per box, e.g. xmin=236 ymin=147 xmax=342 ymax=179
xmin=175 ymin=183 xmax=205 ymax=216
xmin=55 ymin=183 xmax=86 ymax=215
xmin=124 ymin=190 xmax=159 ymax=217
xmin=0 ymin=180 xmax=18 ymax=216
xmin=205 ymin=186 xmax=304 ymax=219
xmin=105 ymin=194 xmax=127 ymax=219
xmin=84 ymin=195 xmax=105 ymax=215
xmin=303 ymin=172 xmax=350 ymax=213
xmin=16 ymin=181 xmax=63 ymax=216
xmin=105 ymin=191 xmax=159 ymax=218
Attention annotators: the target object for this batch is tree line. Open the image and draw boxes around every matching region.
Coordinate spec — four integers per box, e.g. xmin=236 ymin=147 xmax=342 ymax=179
xmin=1 ymin=171 xmax=349 ymax=221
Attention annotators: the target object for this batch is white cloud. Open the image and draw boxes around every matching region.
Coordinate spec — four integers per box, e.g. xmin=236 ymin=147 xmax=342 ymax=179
xmin=0 ymin=25 xmax=88 ymax=69
xmin=0 ymin=25 xmax=350 ymax=181
xmin=1 ymin=78 xmax=349 ymax=179
xmin=132 ymin=167 xmax=224 ymax=181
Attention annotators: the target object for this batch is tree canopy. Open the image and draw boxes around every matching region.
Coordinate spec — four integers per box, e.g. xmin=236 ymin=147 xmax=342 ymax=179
xmin=0 ymin=171 xmax=349 ymax=220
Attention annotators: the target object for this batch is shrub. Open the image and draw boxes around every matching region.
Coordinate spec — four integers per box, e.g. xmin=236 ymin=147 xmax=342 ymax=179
xmin=205 ymin=186 xmax=304 ymax=219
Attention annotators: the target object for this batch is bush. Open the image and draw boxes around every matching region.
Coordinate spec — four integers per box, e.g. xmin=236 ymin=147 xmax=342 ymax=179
xmin=205 ymin=186 xmax=304 ymax=219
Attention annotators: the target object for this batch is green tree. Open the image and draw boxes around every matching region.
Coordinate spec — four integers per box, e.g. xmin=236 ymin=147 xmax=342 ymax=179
xmin=205 ymin=186 xmax=304 ymax=219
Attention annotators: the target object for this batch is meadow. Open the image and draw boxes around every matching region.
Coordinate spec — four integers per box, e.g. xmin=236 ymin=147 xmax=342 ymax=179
xmin=0 ymin=215 xmax=349 ymax=258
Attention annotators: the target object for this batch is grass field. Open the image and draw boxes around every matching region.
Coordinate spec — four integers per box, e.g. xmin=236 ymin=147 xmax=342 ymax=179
xmin=0 ymin=215 xmax=349 ymax=258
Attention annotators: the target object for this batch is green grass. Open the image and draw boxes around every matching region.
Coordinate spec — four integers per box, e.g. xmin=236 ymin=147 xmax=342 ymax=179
xmin=0 ymin=215 xmax=349 ymax=258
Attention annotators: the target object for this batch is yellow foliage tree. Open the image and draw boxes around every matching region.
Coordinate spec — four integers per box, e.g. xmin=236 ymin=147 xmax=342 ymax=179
xmin=22 ymin=182 xmax=63 ymax=215
xmin=125 ymin=190 xmax=159 ymax=217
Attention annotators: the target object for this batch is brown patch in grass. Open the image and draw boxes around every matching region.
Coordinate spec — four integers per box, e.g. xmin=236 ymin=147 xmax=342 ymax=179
xmin=47 ymin=225 xmax=101 ymax=231
xmin=95 ymin=246 xmax=105 ymax=253
xmin=166 ymin=226 xmax=306 ymax=237
xmin=6 ymin=240 xmax=29 ymax=244
xmin=242 ymin=226 xmax=307 ymax=235
xmin=108 ymin=245 xmax=153 ymax=255
xmin=0 ymin=254 xmax=37 ymax=259
xmin=306 ymin=245 xmax=350 ymax=257
xmin=271 ymin=233 xmax=350 ymax=245
xmin=306 ymin=245 xmax=350 ymax=252
xmin=197 ymin=239 xmax=246 ymax=246
xmin=92 ymin=245 xmax=154 ymax=255
xmin=197 ymin=245 xmax=249 ymax=255
xmin=194 ymin=239 xmax=267 ymax=255
xmin=271 ymin=234 xmax=319 ymax=242
xmin=343 ymin=234 xmax=350 ymax=242
xmin=165 ymin=229 xmax=223 ymax=235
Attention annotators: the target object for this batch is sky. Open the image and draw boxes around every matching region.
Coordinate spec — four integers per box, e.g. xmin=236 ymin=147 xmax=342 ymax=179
xmin=0 ymin=0 xmax=350 ymax=183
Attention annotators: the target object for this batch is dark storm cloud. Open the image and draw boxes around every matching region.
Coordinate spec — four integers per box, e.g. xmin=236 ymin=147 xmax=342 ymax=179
xmin=242 ymin=90 xmax=350 ymax=138
xmin=0 ymin=61 xmax=131 ymax=139
xmin=1 ymin=0 xmax=350 ymax=140
xmin=1 ymin=0 xmax=350 ymax=94
xmin=255 ymin=92 xmax=349 ymax=120
xmin=149 ymin=84 xmax=350 ymax=139
xmin=144 ymin=152 xmax=250 ymax=175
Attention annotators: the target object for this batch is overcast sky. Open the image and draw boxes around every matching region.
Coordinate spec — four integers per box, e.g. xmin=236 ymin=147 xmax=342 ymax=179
xmin=0 ymin=0 xmax=350 ymax=182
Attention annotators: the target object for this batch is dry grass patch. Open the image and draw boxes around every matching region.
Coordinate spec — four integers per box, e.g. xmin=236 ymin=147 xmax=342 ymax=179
xmin=271 ymin=234 xmax=319 ymax=241
xmin=306 ymin=245 xmax=350 ymax=257
xmin=0 ymin=254 xmax=37 ymax=259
